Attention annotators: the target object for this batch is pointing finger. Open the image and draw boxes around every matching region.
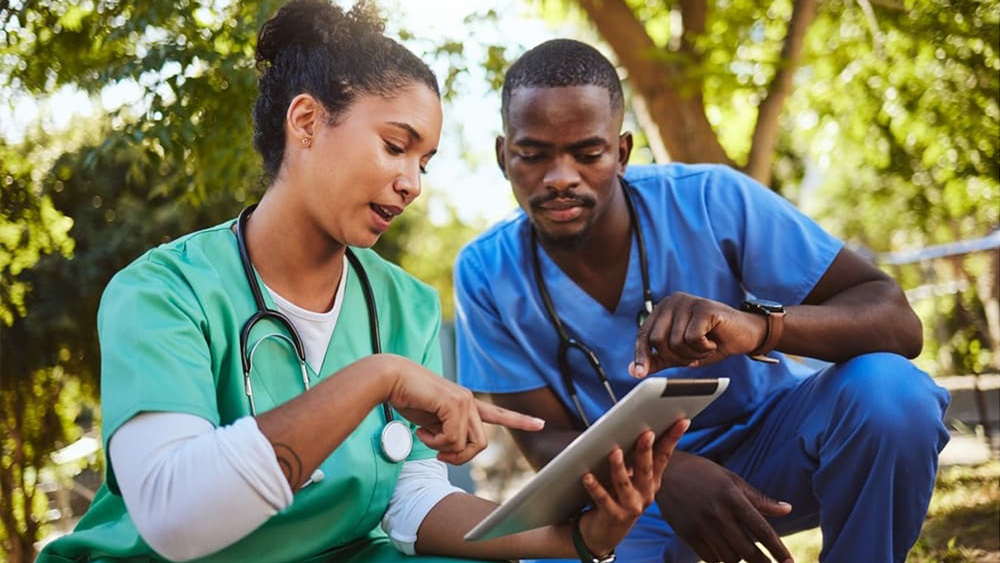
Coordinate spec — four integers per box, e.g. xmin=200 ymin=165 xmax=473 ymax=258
xmin=476 ymin=400 xmax=545 ymax=431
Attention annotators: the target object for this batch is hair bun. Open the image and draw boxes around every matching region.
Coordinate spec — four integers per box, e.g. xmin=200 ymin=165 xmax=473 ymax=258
xmin=256 ymin=0 xmax=385 ymax=67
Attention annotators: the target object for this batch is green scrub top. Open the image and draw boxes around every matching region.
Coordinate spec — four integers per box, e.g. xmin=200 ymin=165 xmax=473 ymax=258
xmin=38 ymin=220 xmax=484 ymax=563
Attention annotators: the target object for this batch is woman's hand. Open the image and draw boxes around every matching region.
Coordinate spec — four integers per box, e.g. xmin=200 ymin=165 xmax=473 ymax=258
xmin=382 ymin=354 xmax=545 ymax=464
xmin=576 ymin=418 xmax=689 ymax=557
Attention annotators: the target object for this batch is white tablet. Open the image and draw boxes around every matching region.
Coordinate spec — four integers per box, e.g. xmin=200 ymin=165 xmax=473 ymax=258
xmin=464 ymin=377 xmax=729 ymax=541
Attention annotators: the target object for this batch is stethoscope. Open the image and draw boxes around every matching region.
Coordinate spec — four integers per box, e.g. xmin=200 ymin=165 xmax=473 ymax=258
xmin=530 ymin=179 xmax=653 ymax=427
xmin=236 ymin=204 xmax=413 ymax=467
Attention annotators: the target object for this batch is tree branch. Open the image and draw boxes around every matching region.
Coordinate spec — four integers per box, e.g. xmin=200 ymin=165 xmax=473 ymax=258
xmin=679 ymin=0 xmax=707 ymax=59
xmin=577 ymin=0 xmax=733 ymax=164
xmin=745 ymin=0 xmax=819 ymax=184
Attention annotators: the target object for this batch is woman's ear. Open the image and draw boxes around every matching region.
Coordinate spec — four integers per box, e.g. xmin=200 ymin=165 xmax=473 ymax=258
xmin=286 ymin=94 xmax=321 ymax=146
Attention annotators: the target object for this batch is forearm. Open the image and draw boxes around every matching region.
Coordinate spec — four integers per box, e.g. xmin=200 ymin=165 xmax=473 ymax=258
xmin=414 ymin=492 xmax=577 ymax=559
xmin=514 ymin=428 xmax=581 ymax=471
xmin=255 ymin=354 xmax=401 ymax=487
xmin=486 ymin=389 xmax=582 ymax=471
xmin=780 ymin=279 xmax=922 ymax=362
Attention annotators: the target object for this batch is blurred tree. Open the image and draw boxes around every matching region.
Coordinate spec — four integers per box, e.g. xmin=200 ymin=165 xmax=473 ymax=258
xmin=0 ymin=117 xmax=243 ymax=559
xmin=555 ymin=0 xmax=997 ymax=188
xmin=1 ymin=137 xmax=76 ymax=563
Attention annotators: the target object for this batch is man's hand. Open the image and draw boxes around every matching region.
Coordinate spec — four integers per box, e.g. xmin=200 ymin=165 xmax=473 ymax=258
xmin=656 ymin=451 xmax=793 ymax=563
xmin=630 ymin=292 xmax=767 ymax=377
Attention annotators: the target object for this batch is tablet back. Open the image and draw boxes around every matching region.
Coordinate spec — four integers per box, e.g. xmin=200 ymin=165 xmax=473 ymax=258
xmin=464 ymin=377 xmax=729 ymax=541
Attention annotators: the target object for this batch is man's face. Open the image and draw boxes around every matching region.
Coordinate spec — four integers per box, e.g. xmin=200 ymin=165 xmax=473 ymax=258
xmin=497 ymin=85 xmax=630 ymax=249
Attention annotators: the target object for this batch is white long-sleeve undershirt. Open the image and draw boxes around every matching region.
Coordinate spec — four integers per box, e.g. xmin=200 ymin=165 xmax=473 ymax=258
xmin=110 ymin=412 xmax=462 ymax=561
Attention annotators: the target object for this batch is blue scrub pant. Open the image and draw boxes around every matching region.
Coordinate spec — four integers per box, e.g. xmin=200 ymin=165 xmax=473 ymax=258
xmin=529 ymin=353 xmax=951 ymax=563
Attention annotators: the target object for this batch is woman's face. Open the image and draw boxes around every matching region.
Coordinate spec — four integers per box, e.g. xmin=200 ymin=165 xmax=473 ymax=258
xmin=294 ymin=82 xmax=442 ymax=248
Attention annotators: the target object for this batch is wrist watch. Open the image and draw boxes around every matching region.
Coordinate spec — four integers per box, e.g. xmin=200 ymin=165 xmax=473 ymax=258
xmin=572 ymin=515 xmax=616 ymax=563
xmin=741 ymin=298 xmax=786 ymax=364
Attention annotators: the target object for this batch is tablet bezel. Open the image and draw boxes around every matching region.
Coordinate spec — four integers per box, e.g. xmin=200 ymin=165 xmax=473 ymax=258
xmin=464 ymin=377 xmax=729 ymax=541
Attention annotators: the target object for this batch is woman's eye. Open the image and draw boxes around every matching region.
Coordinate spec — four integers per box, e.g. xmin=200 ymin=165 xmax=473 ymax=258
xmin=385 ymin=141 xmax=405 ymax=155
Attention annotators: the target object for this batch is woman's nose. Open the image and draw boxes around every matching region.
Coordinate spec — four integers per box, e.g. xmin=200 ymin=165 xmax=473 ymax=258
xmin=393 ymin=161 xmax=422 ymax=204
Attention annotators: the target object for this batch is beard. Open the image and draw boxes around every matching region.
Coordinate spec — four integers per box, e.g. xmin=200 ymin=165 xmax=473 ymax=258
xmin=533 ymin=220 xmax=592 ymax=251
xmin=528 ymin=191 xmax=598 ymax=251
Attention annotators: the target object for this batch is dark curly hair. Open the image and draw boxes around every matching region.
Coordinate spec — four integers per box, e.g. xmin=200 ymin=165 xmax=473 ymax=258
xmin=253 ymin=0 xmax=439 ymax=178
xmin=500 ymin=39 xmax=623 ymax=125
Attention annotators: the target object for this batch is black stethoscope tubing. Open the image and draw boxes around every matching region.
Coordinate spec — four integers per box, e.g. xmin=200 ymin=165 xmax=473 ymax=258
xmin=530 ymin=179 xmax=653 ymax=427
xmin=236 ymin=204 xmax=400 ymax=443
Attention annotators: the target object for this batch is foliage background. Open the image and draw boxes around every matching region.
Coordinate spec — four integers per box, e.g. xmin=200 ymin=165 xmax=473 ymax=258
xmin=1 ymin=0 xmax=997 ymax=560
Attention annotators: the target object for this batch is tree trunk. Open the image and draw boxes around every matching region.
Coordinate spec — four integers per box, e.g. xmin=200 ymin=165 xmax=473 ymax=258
xmin=577 ymin=0 xmax=734 ymax=166
xmin=1 ymin=389 xmax=40 ymax=563
xmin=745 ymin=0 xmax=820 ymax=185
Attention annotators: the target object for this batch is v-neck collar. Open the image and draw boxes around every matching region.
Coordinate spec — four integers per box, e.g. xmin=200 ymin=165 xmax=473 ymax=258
xmin=533 ymin=229 xmax=643 ymax=320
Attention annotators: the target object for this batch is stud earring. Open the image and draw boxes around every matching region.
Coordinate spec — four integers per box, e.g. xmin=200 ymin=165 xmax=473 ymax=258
xmin=301 ymin=137 xmax=311 ymax=148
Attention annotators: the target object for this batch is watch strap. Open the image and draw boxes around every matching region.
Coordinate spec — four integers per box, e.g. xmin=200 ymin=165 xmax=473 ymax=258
xmin=572 ymin=515 xmax=616 ymax=563
xmin=748 ymin=307 xmax=785 ymax=363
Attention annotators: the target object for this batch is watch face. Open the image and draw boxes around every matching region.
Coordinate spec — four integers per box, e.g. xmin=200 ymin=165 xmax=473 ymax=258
xmin=743 ymin=298 xmax=784 ymax=313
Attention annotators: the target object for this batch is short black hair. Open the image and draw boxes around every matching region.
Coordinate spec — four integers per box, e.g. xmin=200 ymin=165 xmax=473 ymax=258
xmin=500 ymin=39 xmax=623 ymax=124
xmin=253 ymin=0 xmax=439 ymax=178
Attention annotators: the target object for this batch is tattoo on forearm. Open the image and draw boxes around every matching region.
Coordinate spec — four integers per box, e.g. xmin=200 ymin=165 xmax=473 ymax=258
xmin=272 ymin=443 xmax=303 ymax=486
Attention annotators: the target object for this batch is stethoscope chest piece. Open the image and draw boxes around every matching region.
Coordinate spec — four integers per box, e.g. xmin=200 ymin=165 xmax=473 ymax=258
xmin=380 ymin=419 xmax=413 ymax=462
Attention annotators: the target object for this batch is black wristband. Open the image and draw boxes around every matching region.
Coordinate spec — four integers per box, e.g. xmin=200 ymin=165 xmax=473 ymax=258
xmin=572 ymin=514 xmax=616 ymax=563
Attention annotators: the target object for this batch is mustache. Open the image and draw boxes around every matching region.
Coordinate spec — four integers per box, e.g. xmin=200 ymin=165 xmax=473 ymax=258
xmin=528 ymin=191 xmax=597 ymax=210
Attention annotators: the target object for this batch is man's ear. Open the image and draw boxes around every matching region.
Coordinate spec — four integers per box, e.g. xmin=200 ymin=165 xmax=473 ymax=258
xmin=617 ymin=131 xmax=634 ymax=174
xmin=495 ymin=135 xmax=508 ymax=180
xmin=286 ymin=94 xmax=321 ymax=144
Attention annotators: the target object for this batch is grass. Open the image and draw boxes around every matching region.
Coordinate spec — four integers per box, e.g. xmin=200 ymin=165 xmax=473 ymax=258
xmin=782 ymin=459 xmax=1000 ymax=563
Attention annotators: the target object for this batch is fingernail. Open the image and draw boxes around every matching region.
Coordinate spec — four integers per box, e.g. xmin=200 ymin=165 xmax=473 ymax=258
xmin=778 ymin=501 xmax=792 ymax=507
xmin=583 ymin=474 xmax=595 ymax=485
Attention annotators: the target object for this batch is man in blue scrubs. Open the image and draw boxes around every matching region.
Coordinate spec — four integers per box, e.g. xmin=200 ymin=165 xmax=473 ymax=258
xmin=454 ymin=39 xmax=951 ymax=563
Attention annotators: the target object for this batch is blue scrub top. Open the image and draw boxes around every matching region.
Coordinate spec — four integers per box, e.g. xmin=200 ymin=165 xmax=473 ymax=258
xmin=39 ymin=220 xmax=444 ymax=563
xmin=454 ymin=163 xmax=844 ymax=453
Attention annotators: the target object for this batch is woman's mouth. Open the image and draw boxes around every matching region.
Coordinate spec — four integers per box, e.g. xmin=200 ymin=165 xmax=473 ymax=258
xmin=370 ymin=203 xmax=402 ymax=231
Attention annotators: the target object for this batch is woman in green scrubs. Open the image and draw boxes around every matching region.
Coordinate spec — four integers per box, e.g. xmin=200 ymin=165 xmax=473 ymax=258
xmin=36 ymin=1 xmax=686 ymax=562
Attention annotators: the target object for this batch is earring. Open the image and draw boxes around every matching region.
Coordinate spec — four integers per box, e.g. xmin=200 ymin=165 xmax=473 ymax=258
xmin=301 ymin=137 xmax=311 ymax=148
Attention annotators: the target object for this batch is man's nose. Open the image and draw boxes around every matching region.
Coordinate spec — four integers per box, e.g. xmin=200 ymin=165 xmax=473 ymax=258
xmin=542 ymin=155 xmax=580 ymax=192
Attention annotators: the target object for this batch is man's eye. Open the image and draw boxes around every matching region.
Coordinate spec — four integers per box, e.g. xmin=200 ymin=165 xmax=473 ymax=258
xmin=576 ymin=152 xmax=602 ymax=163
xmin=519 ymin=153 xmax=542 ymax=162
